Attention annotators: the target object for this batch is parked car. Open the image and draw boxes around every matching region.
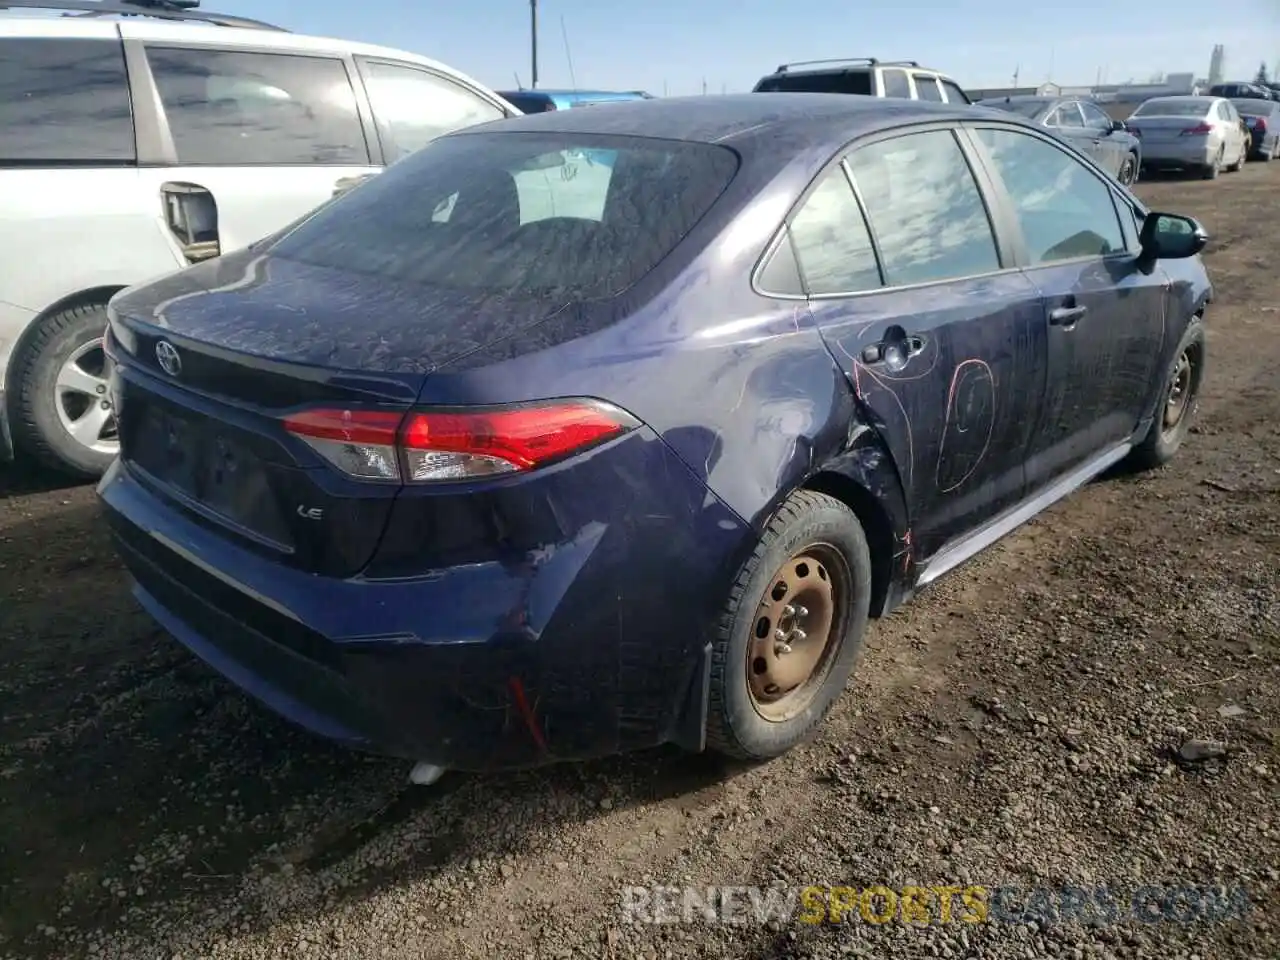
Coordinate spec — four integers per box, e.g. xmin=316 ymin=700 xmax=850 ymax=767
xmin=1209 ymin=81 xmax=1276 ymax=102
xmin=98 ymin=94 xmax=1211 ymax=776
xmin=0 ymin=0 xmax=518 ymax=479
xmin=977 ymin=95 xmax=1141 ymax=185
xmin=1229 ymin=98 xmax=1280 ymax=160
xmin=1126 ymin=96 xmax=1250 ymax=179
xmin=495 ymin=88 xmax=655 ymax=113
xmin=753 ymin=58 xmax=970 ymax=104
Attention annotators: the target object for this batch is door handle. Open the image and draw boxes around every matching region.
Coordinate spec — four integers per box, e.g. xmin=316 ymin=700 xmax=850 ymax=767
xmin=861 ymin=334 xmax=926 ymax=368
xmin=1049 ymin=305 xmax=1087 ymax=328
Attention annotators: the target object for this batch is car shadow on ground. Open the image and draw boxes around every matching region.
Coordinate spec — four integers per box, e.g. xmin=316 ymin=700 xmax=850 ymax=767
xmin=0 ymin=460 xmax=89 ymax=499
xmin=0 ymin=501 xmax=750 ymax=955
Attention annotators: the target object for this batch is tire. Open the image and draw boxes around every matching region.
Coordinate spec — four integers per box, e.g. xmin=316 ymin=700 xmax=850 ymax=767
xmin=1227 ymin=143 xmax=1246 ymax=172
xmin=10 ymin=302 xmax=118 ymax=479
xmin=1127 ymin=318 xmax=1206 ymax=472
xmin=1201 ymin=148 xmax=1223 ymax=179
xmin=1118 ymin=154 xmax=1138 ymax=186
xmin=705 ymin=489 xmax=872 ymax=761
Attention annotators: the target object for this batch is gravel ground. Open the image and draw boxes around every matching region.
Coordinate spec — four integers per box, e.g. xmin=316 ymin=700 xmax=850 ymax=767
xmin=1 ymin=165 xmax=1278 ymax=960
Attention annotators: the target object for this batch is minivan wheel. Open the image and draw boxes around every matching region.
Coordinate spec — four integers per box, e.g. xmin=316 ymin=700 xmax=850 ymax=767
xmin=11 ymin=303 xmax=118 ymax=479
xmin=705 ymin=490 xmax=872 ymax=761
xmin=1127 ymin=318 xmax=1206 ymax=471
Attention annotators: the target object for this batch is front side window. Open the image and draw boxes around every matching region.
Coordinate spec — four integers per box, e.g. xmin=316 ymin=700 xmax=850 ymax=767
xmin=784 ymin=166 xmax=881 ymax=295
xmin=882 ymin=69 xmax=911 ymax=99
xmin=1080 ymin=102 xmax=1113 ymax=132
xmin=146 ymin=47 xmax=369 ymax=165
xmin=975 ymin=127 xmax=1125 ymax=264
xmin=0 ymin=38 xmax=134 ymax=164
xmin=1050 ymin=103 xmax=1085 ymax=128
xmin=939 ymin=79 xmax=970 ymax=104
xmin=358 ymin=59 xmax=506 ymax=161
xmin=270 ymin=132 xmax=738 ymax=300
xmin=845 ymin=130 xmax=1000 ymax=287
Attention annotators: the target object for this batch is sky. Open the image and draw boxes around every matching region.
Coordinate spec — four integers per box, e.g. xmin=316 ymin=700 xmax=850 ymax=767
xmin=199 ymin=0 xmax=1279 ymax=96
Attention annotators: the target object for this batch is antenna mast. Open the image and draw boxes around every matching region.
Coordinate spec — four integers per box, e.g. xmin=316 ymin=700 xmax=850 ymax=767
xmin=529 ymin=0 xmax=538 ymax=89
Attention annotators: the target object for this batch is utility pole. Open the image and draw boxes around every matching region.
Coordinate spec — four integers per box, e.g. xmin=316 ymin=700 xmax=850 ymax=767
xmin=529 ymin=0 xmax=538 ymax=89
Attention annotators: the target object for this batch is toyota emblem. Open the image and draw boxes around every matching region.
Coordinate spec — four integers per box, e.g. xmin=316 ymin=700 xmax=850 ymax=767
xmin=155 ymin=339 xmax=182 ymax=377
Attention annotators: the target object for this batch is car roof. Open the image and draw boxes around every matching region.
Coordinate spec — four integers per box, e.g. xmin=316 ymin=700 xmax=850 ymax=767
xmin=455 ymin=93 xmax=981 ymax=150
xmin=0 ymin=11 xmax=499 ymax=101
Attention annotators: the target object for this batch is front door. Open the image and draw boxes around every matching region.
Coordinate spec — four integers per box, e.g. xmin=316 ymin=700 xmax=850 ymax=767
xmin=779 ymin=128 xmax=1047 ymax=561
xmin=1079 ymin=100 xmax=1126 ymax=178
xmin=126 ymin=35 xmax=382 ymax=258
xmin=967 ymin=124 xmax=1166 ymax=491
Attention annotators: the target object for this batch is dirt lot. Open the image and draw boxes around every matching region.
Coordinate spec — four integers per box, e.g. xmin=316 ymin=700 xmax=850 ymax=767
xmin=1 ymin=166 xmax=1278 ymax=960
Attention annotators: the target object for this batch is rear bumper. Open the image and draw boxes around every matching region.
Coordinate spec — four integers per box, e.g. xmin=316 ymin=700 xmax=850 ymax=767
xmin=1139 ymin=141 xmax=1217 ymax=168
xmin=97 ymin=434 xmax=751 ymax=771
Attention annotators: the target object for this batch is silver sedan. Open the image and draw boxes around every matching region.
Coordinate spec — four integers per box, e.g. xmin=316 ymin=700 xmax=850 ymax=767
xmin=1126 ymin=96 xmax=1250 ymax=179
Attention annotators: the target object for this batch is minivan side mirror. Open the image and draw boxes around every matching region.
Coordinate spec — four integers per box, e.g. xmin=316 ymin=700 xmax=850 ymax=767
xmin=1139 ymin=212 xmax=1209 ymax=260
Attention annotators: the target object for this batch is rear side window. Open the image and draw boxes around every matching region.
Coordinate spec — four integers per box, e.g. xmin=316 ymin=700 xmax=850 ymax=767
xmin=913 ymin=75 xmax=943 ymax=101
xmin=357 ymin=59 xmax=506 ymax=162
xmin=502 ymin=93 xmax=555 ymax=113
xmin=785 ymin=166 xmax=881 ymax=295
xmin=754 ymin=71 xmax=874 ymax=95
xmin=845 ymin=130 xmax=1000 ymax=286
xmin=270 ymin=132 xmax=738 ymax=299
xmin=0 ymin=38 xmax=135 ymax=164
xmin=1051 ymin=103 xmax=1085 ymax=127
xmin=882 ymin=69 xmax=911 ymax=98
xmin=146 ymin=47 xmax=369 ymax=165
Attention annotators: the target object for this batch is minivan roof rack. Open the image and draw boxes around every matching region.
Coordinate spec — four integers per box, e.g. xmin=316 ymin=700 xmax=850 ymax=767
xmin=0 ymin=0 xmax=287 ymax=30
xmin=773 ymin=58 xmax=922 ymax=74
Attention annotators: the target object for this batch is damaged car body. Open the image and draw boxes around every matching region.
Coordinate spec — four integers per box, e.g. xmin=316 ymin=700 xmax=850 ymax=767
xmin=97 ymin=95 xmax=1212 ymax=773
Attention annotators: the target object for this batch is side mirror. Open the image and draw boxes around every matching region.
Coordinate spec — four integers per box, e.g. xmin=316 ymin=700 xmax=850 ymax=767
xmin=1139 ymin=212 xmax=1209 ymax=261
xmin=1110 ymin=119 xmax=1127 ymax=133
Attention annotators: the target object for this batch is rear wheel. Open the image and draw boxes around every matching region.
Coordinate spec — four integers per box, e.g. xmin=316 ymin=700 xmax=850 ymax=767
xmin=1227 ymin=142 xmax=1247 ymax=172
xmin=10 ymin=303 xmax=118 ymax=479
xmin=1201 ymin=147 xmax=1223 ymax=179
xmin=705 ymin=490 xmax=872 ymax=761
xmin=1128 ymin=318 xmax=1205 ymax=471
xmin=1117 ymin=154 xmax=1138 ymax=186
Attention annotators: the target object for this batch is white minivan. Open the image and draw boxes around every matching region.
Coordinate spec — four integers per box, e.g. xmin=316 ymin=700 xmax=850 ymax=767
xmin=0 ymin=0 xmax=518 ymax=477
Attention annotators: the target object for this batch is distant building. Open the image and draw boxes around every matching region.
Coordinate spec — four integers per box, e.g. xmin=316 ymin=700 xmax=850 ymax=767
xmin=1209 ymin=45 xmax=1225 ymax=86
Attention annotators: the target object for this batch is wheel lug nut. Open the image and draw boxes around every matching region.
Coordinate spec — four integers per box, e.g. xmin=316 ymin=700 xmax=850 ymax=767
xmin=96 ymin=385 xmax=106 ymax=394
xmin=782 ymin=604 xmax=796 ymax=617
xmin=791 ymin=629 xmax=806 ymax=643
xmin=774 ymin=628 xmax=787 ymax=642
xmin=775 ymin=643 xmax=791 ymax=655
xmin=794 ymin=605 xmax=809 ymax=618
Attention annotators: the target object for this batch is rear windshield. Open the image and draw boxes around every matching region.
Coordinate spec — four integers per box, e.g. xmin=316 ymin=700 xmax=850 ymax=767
xmin=1232 ymin=98 xmax=1275 ymax=116
xmin=500 ymin=93 xmax=554 ymax=113
xmin=269 ymin=131 xmax=739 ymax=299
xmin=754 ymin=71 xmax=873 ymax=95
xmin=982 ymin=98 xmax=1049 ymax=119
xmin=1130 ymin=99 xmax=1208 ymax=118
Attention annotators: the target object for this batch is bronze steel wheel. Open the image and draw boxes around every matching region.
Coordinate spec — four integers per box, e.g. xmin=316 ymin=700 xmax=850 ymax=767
xmin=706 ymin=489 xmax=872 ymax=762
xmin=1128 ymin=318 xmax=1205 ymax=471
xmin=745 ymin=544 xmax=851 ymax=723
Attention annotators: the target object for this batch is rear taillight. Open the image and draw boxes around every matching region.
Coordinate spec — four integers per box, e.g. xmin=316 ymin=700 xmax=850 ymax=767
xmin=1255 ymin=118 xmax=1268 ymax=133
xmin=1180 ymin=122 xmax=1213 ymax=136
xmin=283 ymin=400 xmax=640 ymax=483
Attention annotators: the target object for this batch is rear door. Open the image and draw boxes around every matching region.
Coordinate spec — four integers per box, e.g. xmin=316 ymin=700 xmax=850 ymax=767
xmin=911 ymin=73 xmax=944 ymax=102
xmin=965 ymin=123 xmax=1166 ymax=491
xmin=766 ymin=126 xmax=1046 ymax=561
xmin=122 ymin=26 xmax=382 ymax=260
xmin=1079 ymin=100 xmax=1124 ymax=177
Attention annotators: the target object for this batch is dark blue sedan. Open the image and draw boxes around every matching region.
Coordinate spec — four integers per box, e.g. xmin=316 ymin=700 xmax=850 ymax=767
xmin=98 ymin=95 xmax=1212 ymax=777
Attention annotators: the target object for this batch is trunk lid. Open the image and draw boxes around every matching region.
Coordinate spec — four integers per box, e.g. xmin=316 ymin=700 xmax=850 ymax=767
xmin=108 ymin=248 xmax=571 ymax=577
xmin=1127 ymin=115 xmax=1211 ymax=142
